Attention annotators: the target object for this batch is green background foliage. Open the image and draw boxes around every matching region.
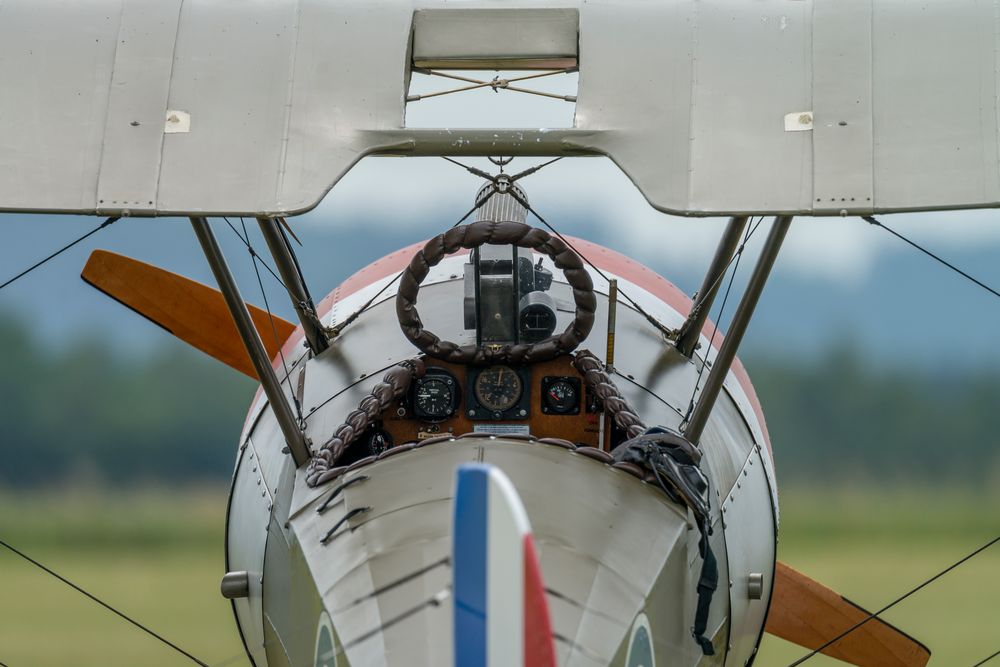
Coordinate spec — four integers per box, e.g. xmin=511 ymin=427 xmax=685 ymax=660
xmin=0 ymin=489 xmax=996 ymax=666
xmin=1 ymin=310 xmax=998 ymax=666
xmin=2 ymin=311 xmax=998 ymax=488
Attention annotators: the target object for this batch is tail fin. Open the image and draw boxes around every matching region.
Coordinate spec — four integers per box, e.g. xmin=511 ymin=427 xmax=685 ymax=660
xmin=82 ymin=249 xmax=294 ymax=379
xmin=452 ymin=463 xmax=556 ymax=667
xmin=766 ymin=561 xmax=930 ymax=667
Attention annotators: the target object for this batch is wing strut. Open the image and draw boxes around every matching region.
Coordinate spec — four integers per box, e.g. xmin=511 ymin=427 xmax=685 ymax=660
xmin=256 ymin=216 xmax=329 ymax=353
xmin=188 ymin=217 xmax=310 ymax=464
xmin=684 ymin=215 xmax=792 ymax=443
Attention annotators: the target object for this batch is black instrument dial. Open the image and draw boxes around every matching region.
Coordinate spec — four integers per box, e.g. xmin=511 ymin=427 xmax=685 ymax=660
xmin=412 ymin=371 xmax=458 ymax=421
xmin=541 ymin=376 xmax=581 ymax=415
xmin=474 ymin=365 xmax=523 ymax=412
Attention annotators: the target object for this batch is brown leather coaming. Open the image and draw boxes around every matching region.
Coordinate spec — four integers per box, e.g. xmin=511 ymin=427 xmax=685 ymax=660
xmin=395 ymin=220 xmax=596 ymax=365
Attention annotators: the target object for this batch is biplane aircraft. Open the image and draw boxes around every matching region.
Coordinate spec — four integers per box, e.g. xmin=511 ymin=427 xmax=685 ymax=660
xmin=2 ymin=0 xmax=999 ymax=665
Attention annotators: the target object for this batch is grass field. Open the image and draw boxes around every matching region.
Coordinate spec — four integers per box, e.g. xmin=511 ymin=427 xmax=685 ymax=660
xmin=0 ymin=487 xmax=997 ymax=667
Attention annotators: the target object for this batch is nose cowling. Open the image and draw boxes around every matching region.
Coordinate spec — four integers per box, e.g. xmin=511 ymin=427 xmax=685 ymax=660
xmin=288 ymin=437 xmax=708 ymax=667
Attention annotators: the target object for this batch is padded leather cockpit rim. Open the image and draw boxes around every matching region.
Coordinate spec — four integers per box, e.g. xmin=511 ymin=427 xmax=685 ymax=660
xmin=395 ymin=220 xmax=597 ymax=365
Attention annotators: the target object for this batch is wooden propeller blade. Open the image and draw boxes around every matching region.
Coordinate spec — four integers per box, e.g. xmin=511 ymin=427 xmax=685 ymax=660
xmin=766 ymin=561 xmax=930 ymax=667
xmin=82 ymin=249 xmax=295 ymax=379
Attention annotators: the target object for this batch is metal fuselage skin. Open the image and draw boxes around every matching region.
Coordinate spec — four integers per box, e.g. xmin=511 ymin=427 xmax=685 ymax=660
xmin=226 ymin=238 xmax=779 ymax=667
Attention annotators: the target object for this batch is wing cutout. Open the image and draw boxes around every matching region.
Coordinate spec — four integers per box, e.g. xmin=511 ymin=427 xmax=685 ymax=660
xmin=81 ymin=249 xmax=295 ymax=379
xmin=766 ymin=561 xmax=930 ymax=667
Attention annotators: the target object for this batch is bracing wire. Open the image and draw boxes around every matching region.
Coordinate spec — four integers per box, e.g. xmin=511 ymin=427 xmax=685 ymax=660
xmin=304 ymin=185 xmax=506 ymax=420
xmin=864 ymin=216 xmax=1000 ymax=300
xmin=0 ymin=537 xmax=210 ymax=667
xmin=326 ymin=183 xmax=501 ymax=339
xmin=441 ymin=155 xmax=564 ymax=185
xmin=682 ymin=217 xmax=764 ymax=423
xmin=328 ymin=155 xmax=566 ymax=339
xmin=277 ymin=218 xmax=316 ymax=304
xmin=234 ymin=218 xmax=304 ymax=421
xmin=408 ymin=67 xmax=577 ymax=103
xmin=222 ymin=217 xmax=290 ymax=293
xmin=973 ymin=648 xmax=1000 ymax=666
xmin=688 ymin=217 xmax=765 ymax=328
xmin=786 ymin=534 xmax=1000 ymax=666
xmin=441 ymin=155 xmax=494 ymax=181
xmin=0 ymin=216 xmax=120 ymax=293
xmin=504 ymin=187 xmax=678 ymax=340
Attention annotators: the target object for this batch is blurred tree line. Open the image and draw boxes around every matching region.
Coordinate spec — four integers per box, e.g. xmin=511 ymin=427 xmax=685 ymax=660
xmin=1 ymin=313 xmax=997 ymax=488
xmin=0 ymin=315 xmax=252 ymax=487
xmin=748 ymin=345 xmax=1000 ymax=486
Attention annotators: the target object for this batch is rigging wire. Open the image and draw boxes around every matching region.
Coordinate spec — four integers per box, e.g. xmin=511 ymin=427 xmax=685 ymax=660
xmin=221 ymin=217 xmax=290 ymax=293
xmin=277 ymin=217 xmax=316 ymax=304
xmin=326 ymin=183 xmax=500 ymax=339
xmin=682 ymin=217 xmax=763 ymax=424
xmin=0 ymin=216 xmax=120 ymax=293
xmin=864 ymin=216 xmax=1000 ymax=300
xmin=323 ymin=156 xmax=565 ymax=340
xmin=408 ymin=67 xmax=577 ymax=103
xmin=440 ymin=155 xmax=564 ymax=187
xmin=505 ymin=186 xmax=678 ymax=340
xmin=973 ymin=648 xmax=1000 ymax=666
xmin=277 ymin=216 xmax=303 ymax=247
xmin=234 ymin=218 xmax=305 ymax=421
xmin=0 ymin=537 xmax=211 ymax=667
xmin=785 ymin=534 xmax=1000 ymax=667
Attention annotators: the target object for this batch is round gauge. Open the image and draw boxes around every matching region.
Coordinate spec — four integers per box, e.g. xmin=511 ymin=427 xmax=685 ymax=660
xmin=366 ymin=429 xmax=393 ymax=456
xmin=474 ymin=365 xmax=523 ymax=413
xmin=413 ymin=376 xmax=456 ymax=420
xmin=543 ymin=379 xmax=579 ymax=414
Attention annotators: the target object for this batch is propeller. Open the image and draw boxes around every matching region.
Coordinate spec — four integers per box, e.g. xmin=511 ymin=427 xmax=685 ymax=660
xmin=81 ymin=250 xmax=295 ymax=379
xmin=766 ymin=561 xmax=930 ymax=667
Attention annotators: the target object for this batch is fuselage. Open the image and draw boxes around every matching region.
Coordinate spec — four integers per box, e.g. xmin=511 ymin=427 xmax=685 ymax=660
xmin=225 ymin=236 xmax=779 ymax=667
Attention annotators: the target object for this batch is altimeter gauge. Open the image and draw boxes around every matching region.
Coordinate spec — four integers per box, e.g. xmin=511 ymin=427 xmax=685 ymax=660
xmin=411 ymin=369 xmax=458 ymax=421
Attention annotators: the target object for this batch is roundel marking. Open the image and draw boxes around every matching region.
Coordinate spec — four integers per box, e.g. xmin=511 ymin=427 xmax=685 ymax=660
xmin=314 ymin=611 xmax=337 ymax=667
xmin=625 ymin=612 xmax=655 ymax=667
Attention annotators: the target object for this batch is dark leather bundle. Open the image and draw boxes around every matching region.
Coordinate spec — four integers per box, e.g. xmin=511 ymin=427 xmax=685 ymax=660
xmin=613 ymin=426 xmax=719 ymax=656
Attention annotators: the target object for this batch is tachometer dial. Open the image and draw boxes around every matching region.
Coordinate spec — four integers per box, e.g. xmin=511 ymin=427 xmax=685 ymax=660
xmin=474 ymin=365 xmax=523 ymax=413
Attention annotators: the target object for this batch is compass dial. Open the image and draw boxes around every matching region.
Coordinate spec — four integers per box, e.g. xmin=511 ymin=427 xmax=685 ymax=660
xmin=474 ymin=365 xmax=523 ymax=412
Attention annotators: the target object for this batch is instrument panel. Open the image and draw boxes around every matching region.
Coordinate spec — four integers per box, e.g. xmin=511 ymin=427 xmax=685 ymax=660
xmin=383 ymin=356 xmax=602 ymax=448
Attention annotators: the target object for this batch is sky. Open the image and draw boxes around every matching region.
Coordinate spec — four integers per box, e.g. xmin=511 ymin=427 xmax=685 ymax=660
xmin=2 ymin=71 xmax=1000 ymax=370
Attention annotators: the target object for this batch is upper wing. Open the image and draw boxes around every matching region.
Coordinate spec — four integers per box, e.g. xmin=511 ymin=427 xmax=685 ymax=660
xmin=2 ymin=0 xmax=999 ymax=217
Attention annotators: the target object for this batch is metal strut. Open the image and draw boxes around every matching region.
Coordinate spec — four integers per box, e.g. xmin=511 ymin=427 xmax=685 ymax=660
xmin=190 ymin=217 xmax=311 ymax=466
xmin=684 ymin=216 xmax=792 ymax=444
xmin=675 ymin=216 xmax=749 ymax=357
xmin=257 ymin=217 xmax=329 ymax=354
